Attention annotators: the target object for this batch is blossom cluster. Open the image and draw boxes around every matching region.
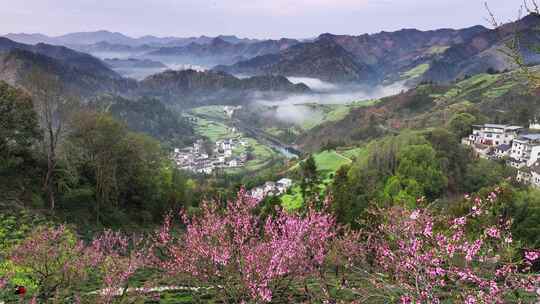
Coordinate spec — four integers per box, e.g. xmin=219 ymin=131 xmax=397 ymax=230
xmin=351 ymin=189 xmax=540 ymax=303
xmin=152 ymin=189 xmax=336 ymax=302
xmin=6 ymin=225 xmax=146 ymax=303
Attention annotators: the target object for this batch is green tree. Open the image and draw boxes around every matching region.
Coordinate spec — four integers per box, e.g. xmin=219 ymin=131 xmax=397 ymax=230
xmin=394 ymin=144 xmax=447 ymax=201
xmin=66 ymin=111 xmax=164 ymax=225
xmin=330 ymin=165 xmax=367 ymax=228
xmin=0 ymin=82 xmax=41 ymax=172
xmin=448 ymin=113 xmax=477 ymax=139
xmin=509 ymin=188 xmax=540 ymax=248
xmin=299 ymin=154 xmax=320 ymax=203
xmin=25 ymin=70 xmax=77 ymax=211
xmin=463 ymin=158 xmax=513 ymax=194
xmin=425 ymin=128 xmax=473 ymax=193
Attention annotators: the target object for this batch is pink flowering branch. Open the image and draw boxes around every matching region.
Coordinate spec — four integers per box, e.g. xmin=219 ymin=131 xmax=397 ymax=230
xmin=151 ymin=188 xmax=336 ymax=303
xmin=342 ymin=188 xmax=540 ymax=303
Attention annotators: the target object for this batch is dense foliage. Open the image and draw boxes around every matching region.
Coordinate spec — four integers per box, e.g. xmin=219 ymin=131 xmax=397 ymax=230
xmin=89 ymin=96 xmax=196 ymax=148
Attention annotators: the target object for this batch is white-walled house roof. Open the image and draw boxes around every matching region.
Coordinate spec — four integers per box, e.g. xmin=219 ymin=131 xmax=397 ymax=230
xmin=519 ymin=134 xmax=540 ymax=141
xmin=473 ymin=124 xmax=523 ymax=131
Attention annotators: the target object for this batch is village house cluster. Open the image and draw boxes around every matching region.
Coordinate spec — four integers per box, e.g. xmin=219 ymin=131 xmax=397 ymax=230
xmin=172 ymin=138 xmax=249 ymax=174
xmin=462 ymin=121 xmax=540 ymax=188
xmin=249 ymin=178 xmax=294 ymax=200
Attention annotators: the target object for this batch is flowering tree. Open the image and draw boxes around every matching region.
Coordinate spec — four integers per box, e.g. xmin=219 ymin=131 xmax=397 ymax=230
xmin=343 ymin=189 xmax=540 ymax=303
xmin=8 ymin=225 xmax=92 ymax=302
xmin=5 ymin=225 xmax=147 ymax=304
xmin=89 ymin=230 xmax=148 ymax=304
xmin=151 ymin=189 xmax=336 ymax=303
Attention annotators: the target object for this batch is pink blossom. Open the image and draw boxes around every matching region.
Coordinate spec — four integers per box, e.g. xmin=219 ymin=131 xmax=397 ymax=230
xmin=485 ymin=226 xmax=501 ymax=239
xmin=465 ymin=295 xmax=476 ymax=304
xmin=152 ymin=189 xmax=335 ymax=302
xmin=525 ymin=251 xmax=540 ymax=262
xmin=453 ymin=217 xmax=466 ymax=226
xmin=400 ymin=295 xmax=413 ymax=304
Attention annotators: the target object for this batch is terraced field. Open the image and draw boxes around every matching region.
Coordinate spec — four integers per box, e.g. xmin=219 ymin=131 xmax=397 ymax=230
xmin=401 ymin=63 xmax=430 ymax=79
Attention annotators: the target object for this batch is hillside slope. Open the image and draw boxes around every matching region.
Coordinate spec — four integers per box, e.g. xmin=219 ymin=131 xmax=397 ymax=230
xmin=215 ymin=38 xmax=375 ymax=83
xmin=137 ymin=69 xmax=311 ymax=107
xmin=0 ymin=49 xmax=136 ymax=97
xmin=423 ymin=14 xmax=540 ymax=83
xmin=298 ymin=70 xmax=536 ymax=151
xmin=0 ymin=37 xmax=120 ymax=79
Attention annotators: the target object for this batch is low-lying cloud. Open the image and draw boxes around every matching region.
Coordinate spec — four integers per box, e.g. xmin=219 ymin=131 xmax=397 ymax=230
xmin=253 ymin=77 xmax=407 ymax=126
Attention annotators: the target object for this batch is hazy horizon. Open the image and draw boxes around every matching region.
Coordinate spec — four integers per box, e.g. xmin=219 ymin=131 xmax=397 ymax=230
xmin=2 ymin=0 xmax=520 ymax=40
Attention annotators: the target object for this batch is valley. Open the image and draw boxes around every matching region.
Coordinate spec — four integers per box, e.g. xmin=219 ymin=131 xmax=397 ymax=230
xmin=3 ymin=3 xmax=540 ymax=303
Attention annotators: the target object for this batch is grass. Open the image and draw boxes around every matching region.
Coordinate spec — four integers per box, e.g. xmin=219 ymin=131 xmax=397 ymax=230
xmin=443 ymin=73 xmax=503 ymax=100
xmin=325 ymin=105 xmax=353 ymax=122
xmin=189 ymin=116 xmax=233 ymax=142
xmin=401 ymin=63 xmax=430 ymax=79
xmin=281 ymin=186 xmax=304 ymax=211
xmin=295 ymin=101 xmax=376 ymax=131
xmin=243 ymin=138 xmax=276 ymax=171
xmin=339 ymin=146 xmax=368 ymax=160
xmin=190 ymin=106 xmax=229 ymax=121
xmin=482 ymin=82 xmax=516 ymax=99
xmin=313 ymin=150 xmax=352 ymax=173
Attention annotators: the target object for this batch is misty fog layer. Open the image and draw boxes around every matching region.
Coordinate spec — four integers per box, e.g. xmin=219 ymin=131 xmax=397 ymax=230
xmin=254 ymin=77 xmax=407 ymax=127
xmin=287 ymin=77 xmax=338 ymax=92
xmin=285 ymin=77 xmax=406 ymax=102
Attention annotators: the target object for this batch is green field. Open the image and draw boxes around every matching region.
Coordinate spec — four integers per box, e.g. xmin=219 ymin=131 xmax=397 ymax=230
xmin=243 ymin=138 xmax=276 ymax=171
xmin=427 ymin=45 xmax=450 ymax=54
xmin=482 ymin=83 xmax=516 ymax=98
xmin=191 ymin=117 xmax=233 ymax=142
xmin=443 ymin=73 xmax=503 ymax=99
xmin=401 ymin=63 xmax=430 ymax=79
xmin=313 ymin=150 xmax=352 ymax=173
xmin=190 ymin=105 xmax=230 ymax=121
xmin=339 ymin=146 xmax=368 ymax=160
xmin=295 ymin=101 xmax=375 ymax=131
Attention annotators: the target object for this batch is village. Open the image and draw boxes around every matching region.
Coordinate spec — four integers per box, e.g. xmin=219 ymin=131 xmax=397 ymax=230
xmin=172 ymin=138 xmax=250 ymax=174
xmin=462 ymin=120 xmax=540 ymax=188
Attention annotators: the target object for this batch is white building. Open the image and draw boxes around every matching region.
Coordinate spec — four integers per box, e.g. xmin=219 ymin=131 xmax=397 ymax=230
xmin=532 ymin=166 xmax=540 ymax=188
xmin=530 ymin=118 xmax=540 ymax=131
xmin=466 ymin=124 xmax=523 ymax=147
xmin=228 ymin=159 xmax=239 ymax=168
xmin=276 ymin=178 xmax=293 ymax=193
xmin=493 ymin=144 xmax=512 ymax=159
xmin=509 ymin=134 xmax=540 ymax=168
xmin=517 ymin=163 xmax=540 ymax=189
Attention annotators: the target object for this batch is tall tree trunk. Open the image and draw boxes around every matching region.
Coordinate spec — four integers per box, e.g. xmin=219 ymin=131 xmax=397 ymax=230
xmin=44 ymin=116 xmax=57 ymax=210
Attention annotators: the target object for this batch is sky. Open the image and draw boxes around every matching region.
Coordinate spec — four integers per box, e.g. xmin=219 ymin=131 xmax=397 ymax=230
xmin=1 ymin=0 xmax=523 ymax=39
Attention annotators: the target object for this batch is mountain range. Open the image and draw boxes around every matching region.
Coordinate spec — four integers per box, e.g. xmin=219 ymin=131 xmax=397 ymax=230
xmin=0 ymin=37 xmax=308 ymax=106
xmin=146 ymin=37 xmax=299 ymax=66
xmin=1 ymin=14 xmax=540 ymax=103
xmin=215 ymin=25 xmax=488 ymax=83
xmin=4 ymin=31 xmax=259 ymax=47
xmin=215 ymin=14 xmax=540 ymax=84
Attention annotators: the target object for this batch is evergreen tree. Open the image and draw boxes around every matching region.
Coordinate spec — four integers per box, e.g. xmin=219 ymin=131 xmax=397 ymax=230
xmin=299 ymin=154 xmax=320 ymax=203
